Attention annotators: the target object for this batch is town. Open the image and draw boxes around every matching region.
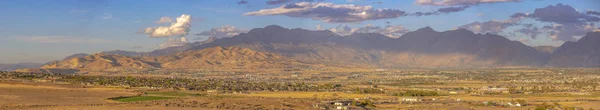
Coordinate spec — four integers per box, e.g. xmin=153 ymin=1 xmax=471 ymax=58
xmin=2 ymin=68 xmax=599 ymax=109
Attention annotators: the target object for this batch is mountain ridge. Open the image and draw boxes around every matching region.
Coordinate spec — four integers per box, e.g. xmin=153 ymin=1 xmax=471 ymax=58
xmin=45 ymin=25 xmax=600 ymax=71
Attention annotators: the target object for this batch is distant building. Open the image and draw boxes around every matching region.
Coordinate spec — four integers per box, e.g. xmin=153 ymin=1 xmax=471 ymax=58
xmin=449 ymin=91 xmax=458 ymax=94
xmin=401 ymin=97 xmax=421 ymax=102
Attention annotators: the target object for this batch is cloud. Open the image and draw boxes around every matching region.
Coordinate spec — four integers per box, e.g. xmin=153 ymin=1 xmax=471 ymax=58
xmin=411 ymin=6 xmax=470 ymax=16
xmin=454 ymin=3 xmax=599 ymax=43
xmin=588 ymin=10 xmax=600 ymax=16
xmin=379 ymin=25 xmax=411 ymax=38
xmin=351 ymin=24 xmax=411 ymax=38
xmin=518 ymin=38 xmax=530 ymax=44
xmin=457 ymin=17 xmax=523 ymax=34
xmin=144 ymin=14 xmax=192 ymax=38
xmin=477 ymin=12 xmax=484 ymax=17
xmin=101 ymin=13 xmax=113 ymax=20
xmin=524 ymin=3 xmax=599 ymax=24
xmin=159 ymin=37 xmax=188 ymax=49
xmin=437 ymin=6 xmax=470 ymax=13
xmin=411 ymin=12 xmax=438 ymax=16
xmin=19 ymin=36 xmax=112 ymax=44
xmin=542 ymin=22 xmax=598 ymax=41
xmin=155 ymin=17 xmax=173 ymax=24
xmin=238 ymin=0 xmax=248 ymax=4
xmin=195 ymin=25 xmax=248 ymax=39
xmin=327 ymin=24 xmax=410 ymax=38
xmin=316 ymin=24 xmax=324 ymax=30
xmin=267 ymin=0 xmax=293 ymax=5
xmin=515 ymin=24 xmax=542 ymax=39
xmin=415 ymin=0 xmax=521 ymax=6
xmin=328 ymin=25 xmax=354 ymax=36
xmin=266 ymin=0 xmax=316 ymax=5
xmin=244 ymin=2 xmax=407 ymax=23
xmin=513 ymin=4 xmax=600 ymax=41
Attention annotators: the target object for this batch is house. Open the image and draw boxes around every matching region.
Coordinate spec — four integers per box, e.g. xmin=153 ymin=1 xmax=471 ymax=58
xmin=401 ymin=97 xmax=421 ymax=102
xmin=449 ymin=91 xmax=458 ymax=94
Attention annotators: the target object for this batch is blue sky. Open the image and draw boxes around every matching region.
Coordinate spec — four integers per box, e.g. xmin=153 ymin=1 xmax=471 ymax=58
xmin=0 ymin=0 xmax=599 ymax=63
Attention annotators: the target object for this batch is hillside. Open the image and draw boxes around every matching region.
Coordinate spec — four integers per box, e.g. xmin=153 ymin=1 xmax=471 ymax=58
xmin=547 ymin=32 xmax=600 ymax=67
xmin=39 ymin=46 xmax=315 ymax=71
xmin=188 ymin=25 xmax=545 ymax=68
xmin=41 ymin=53 xmax=158 ymax=71
xmin=146 ymin=46 xmax=313 ymax=69
xmin=45 ymin=25 xmax=599 ymax=69
xmin=0 ymin=63 xmax=42 ymax=71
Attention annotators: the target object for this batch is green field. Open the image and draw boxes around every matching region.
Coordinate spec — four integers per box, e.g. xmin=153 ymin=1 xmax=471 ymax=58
xmin=146 ymin=91 xmax=206 ymax=97
xmin=112 ymin=96 xmax=173 ymax=102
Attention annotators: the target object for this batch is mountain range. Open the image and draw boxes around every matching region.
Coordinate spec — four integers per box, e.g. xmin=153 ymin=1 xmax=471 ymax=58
xmin=29 ymin=25 xmax=600 ymax=72
xmin=0 ymin=63 xmax=42 ymax=71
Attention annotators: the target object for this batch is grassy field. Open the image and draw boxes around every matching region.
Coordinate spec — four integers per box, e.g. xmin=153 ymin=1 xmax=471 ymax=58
xmin=112 ymin=96 xmax=173 ymax=102
xmin=146 ymin=91 xmax=206 ymax=97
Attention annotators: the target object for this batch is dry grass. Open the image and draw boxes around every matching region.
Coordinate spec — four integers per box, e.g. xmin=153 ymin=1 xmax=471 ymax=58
xmin=0 ymin=82 xmax=134 ymax=106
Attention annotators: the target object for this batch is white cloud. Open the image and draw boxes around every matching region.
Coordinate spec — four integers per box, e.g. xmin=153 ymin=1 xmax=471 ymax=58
xmin=101 ymin=13 xmax=113 ymax=20
xmin=195 ymin=25 xmax=248 ymax=39
xmin=159 ymin=37 xmax=188 ymax=49
xmin=458 ymin=15 xmax=524 ymax=34
xmin=144 ymin=14 xmax=192 ymax=38
xmin=328 ymin=24 xmax=410 ymax=38
xmin=328 ymin=25 xmax=354 ymax=36
xmin=19 ymin=36 xmax=112 ymax=44
xmin=351 ymin=24 xmax=410 ymax=38
xmin=415 ymin=0 xmax=521 ymax=6
xmin=155 ymin=17 xmax=173 ymax=24
xmin=379 ymin=25 xmax=411 ymax=38
xmin=244 ymin=2 xmax=406 ymax=23
xmin=316 ymin=24 xmax=324 ymax=30
xmin=518 ymin=38 xmax=530 ymax=44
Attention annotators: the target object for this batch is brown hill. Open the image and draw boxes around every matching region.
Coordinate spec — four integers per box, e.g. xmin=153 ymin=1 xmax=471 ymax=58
xmin=0 ymin=63 xmax=42 ymax=71
xmin=149 ymin=46 xmax=312 ymax=69
xmin=40 ymin=46 xmax=314 ymax=71
xmin=41 ymin=53 xmax=158 ymax=71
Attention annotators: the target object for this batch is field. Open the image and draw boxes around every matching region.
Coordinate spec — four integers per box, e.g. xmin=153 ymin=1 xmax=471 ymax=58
xmin=237 ymin=91 xmax=394 ymax=99
xmin=112 ymin=96 xmax=174 ymax=102
xmin=1 ymin=69 xmax=600 ymax=110
xmin=0 ymin=82 xmax=133 ymax=106
xmin=0 ymin=81 xmax=317 ymax=109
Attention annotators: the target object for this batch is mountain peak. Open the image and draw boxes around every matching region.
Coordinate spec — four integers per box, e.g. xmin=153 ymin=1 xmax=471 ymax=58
xmin=578 ymin=31 xmax=600 ymax=42
xmin=414 ymin=26 xmax=436 ymax=33
xmin=264 ymin=25 xmax=286 ymax=30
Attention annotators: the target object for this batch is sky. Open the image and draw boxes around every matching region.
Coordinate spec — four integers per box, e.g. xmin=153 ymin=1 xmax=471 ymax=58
xmin=0 ymin=0 xmax=599 ymax=63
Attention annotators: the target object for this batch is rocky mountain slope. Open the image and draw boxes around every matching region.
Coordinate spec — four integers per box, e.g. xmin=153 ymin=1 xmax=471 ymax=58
xmin=42 ymin=53 xmax=158 ymax=71
xmin=547 ymin=32 xmax=600 ymax=67
xmin=47 ymin=25 xmax=599 ymax=70
xmin=187 ymin=25 xmax=546 ymax=68
xmin=40 ymin=46 xmax=313 ymax=71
